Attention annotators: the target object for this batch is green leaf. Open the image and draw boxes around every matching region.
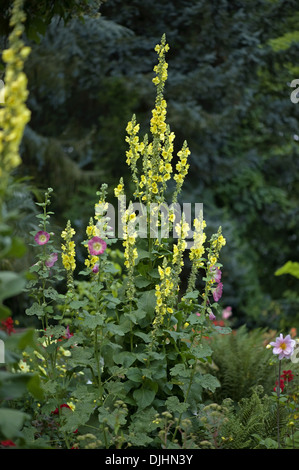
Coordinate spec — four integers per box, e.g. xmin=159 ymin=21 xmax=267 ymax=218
xmin=0 ymin=271 xmax=26 ymax=303
xmin=106 ymin=322 xmax=125 ymax=336
xmin=134 ymin=331 xmax=152 ymax=343
xmin=0 ymin=408 xmax=30 ymax=439
xmin=275 ymin=261 xmax=299 ymax=279
xmin=69 ymin=299 xmax=89 ymax=309
xmin=182 ymin=290 xmax=199 ymax=300
xmin=113 ymin=351 xmax=136 ymax=367
xmin=126 ymin=367 xmax=143 ymax=383
xmin=194 ymin=373 xmax=220 ymax=392
xmin=60 ymin=401 xmax=95 ymax=433
xmin=190 ymin=342 xmax=213 ymax=360
xmin=135 ymin=276 xmax=152 ymax=288
xmin=166 ymin=396 xmax=190 ymax=414
xmin=25 ymin=302 xmax=44 ymax=317
xmin=212 ymin=325 xmax=232 ymax=335
xmin=170 ymin=363 xmax=191 ymax=378
xmin=0 ymin=304 xmax=11 ymax=321
xmin=133 ymin=387 xmax=155 ymax=409
xmin=137 ymin=290 xmax=156 ymax=315
xmin=5 ymin=236 xmax=27 ymax=258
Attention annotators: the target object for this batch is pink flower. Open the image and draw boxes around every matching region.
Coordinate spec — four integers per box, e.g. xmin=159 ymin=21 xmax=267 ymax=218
xmin=92 ymin=263 xmax=99 ymax=273
xmin=209 ymin=312 xmax=216 ymax=321
xmin=45 ymin=252 xmax=58 ymax=267
xmin=88 ymin=236 xmax=107 ymax=256
xmin=210 ymin=266 xmax=222 ymax=283
xmin=34 ymin=230 xmax=50 ymax=245
xmin=213 ymin=282 xmax=223 ymax=302
xmin=65 ymin=326 xmax=73 ymax=339
xmin=270 ymin=334 xmax=296 ymax=360
xmin=222 ymin=306 xmax=232 ymax=320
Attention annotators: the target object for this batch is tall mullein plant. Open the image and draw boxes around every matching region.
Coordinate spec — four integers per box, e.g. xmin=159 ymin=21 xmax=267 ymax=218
xmin=116 ymin=35 xmax=227 ymax=331
xmin=113 ymin=35 xmax=228 ymax=411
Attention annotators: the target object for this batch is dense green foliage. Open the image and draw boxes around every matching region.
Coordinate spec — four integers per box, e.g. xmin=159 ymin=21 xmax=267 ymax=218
xmin=2 ymin=0 xmax=296 ymax=329
xmin=0 ymin=1 xmax=299 ymax=448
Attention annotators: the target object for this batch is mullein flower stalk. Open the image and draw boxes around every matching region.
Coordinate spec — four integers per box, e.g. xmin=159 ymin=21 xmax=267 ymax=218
xmin=187 ymin=211 xmax=207 ymax=293
xmin=0 ymin=0 xmax=31 ymax=200
xmin=122 ymin=204 xmax=138 ymax=302
xmin=153 ymin=258 xmax=175 ymax=331
xmin=124 ymin=34 xmax=190 ymax=212
xmin=61 ymin=220 xmax=76 ymax=291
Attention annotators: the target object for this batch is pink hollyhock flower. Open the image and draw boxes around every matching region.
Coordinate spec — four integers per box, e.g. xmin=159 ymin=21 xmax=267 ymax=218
xmin=213 ymin=282 xmax=223 ymax=302
xmin=65 ymin=325 xmax=73 ymax=339
xmin=92 ymin=263 xmax=99 ymax=273
xmin=34 ymin=230 xmax=50 ymax=245
xmin=222 ymin=306 xmax=232 ymax=320
xmin=210 ymin=266 xmax=222 ymax=283
xmin=209 ymin=312 xmax=216 ymax=321
xmin=88 ymin=236 xmax=107 ymax=256
xmin=45 ymin=252 xmax=58 ymax=268
xmin=270 ymin=334 xmax=296 ymax=360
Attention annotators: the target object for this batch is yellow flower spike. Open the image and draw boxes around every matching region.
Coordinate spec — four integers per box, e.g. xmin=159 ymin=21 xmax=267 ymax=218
xmin=0 ymin=0 xmax=31 ymax=192
xmin=61 ymin=220 xmax=76 ymax=289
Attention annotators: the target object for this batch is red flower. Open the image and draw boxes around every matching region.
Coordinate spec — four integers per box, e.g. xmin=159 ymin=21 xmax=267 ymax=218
xmin=1 ymin=317 xmax=15 ymax=335
xmin=213 ymin=320 xmax=225 ymax=327
xmin=281 ymin=370 xmax=294 ymax=383
xmin=1 ymin=440 xmax=16 ymax=447
xmin=274 ymin=379 xmax=285 ymax=393
xmin=52 ymin=403 xmax=72 ymax=415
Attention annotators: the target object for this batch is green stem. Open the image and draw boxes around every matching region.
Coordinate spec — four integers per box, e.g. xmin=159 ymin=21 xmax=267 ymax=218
xmin=94 ymin=326 xmax=103 ymax=400
xmin=277 ymin=359 xmax=281 ymax=449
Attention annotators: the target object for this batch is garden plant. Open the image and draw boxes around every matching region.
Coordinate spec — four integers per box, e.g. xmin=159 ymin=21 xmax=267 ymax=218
xmin=0 ymin=0 xmax=298 ymax=450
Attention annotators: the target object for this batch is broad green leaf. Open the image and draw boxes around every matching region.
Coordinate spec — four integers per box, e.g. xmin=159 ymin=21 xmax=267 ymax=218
xmin=126 ymin=367 xmax=143 ymax=383
xmin=0 ymin=271 xmax=26 ymax=303
xmin=194 ymin=373 xmax=220 ymax=392
xmin=25 ymin=302 xmax=44 ymax=317
xmin=170 ymin=363 xmax=191 ymax=378
xmin=113 ymin=351 xmax=137 ymax=367
xmin=0 ymin=408 xmax=30 ymax=439
xmin=137 ymin=290 xmax=156 ymax=315
xmin=166 ymin=396 xmax=190 ymax=414
xmin=133 ymin=387 xmax=155 ymax=409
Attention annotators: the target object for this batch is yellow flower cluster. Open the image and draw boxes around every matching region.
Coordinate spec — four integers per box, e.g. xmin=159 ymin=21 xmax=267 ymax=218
xmin=123 ymin=34 xmax=190 ymax=210
xmin=172 ymin=142 xmax=190 ymax=203
xmin=173 ymin=219 xmax=190 ymax=267
xmin=152 ymin=40 xmax=170 ymax=88
xmin=0 ymin=0 xmax=31 ymax=179
xmin=154 ymin=260 xmax=174 ymax=328
xmin=122 ymin=208 xmax=138 ymax=301
xmin=84 ymin=217 xmax=99 ymax=271
xmin=114 ymin=177 xmax=124 ymax=198
xmin=208 ymin=229 xmax=226 ymax=268
xmin=186 ymin=212 xmax=207 ymax=293
xmin=189 ymin=213 xmax=207 ymax=268
xmin=122 ymin=211 xmax=138 ymax=269
xmin=61 ymin=221 xmax=76 ymax=288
